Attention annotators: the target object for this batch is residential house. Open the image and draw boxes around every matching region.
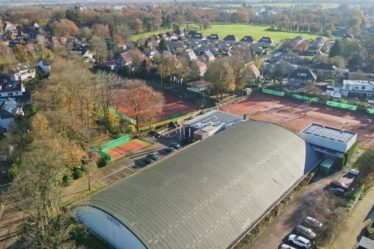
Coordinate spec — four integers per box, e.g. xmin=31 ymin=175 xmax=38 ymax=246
xmin=0 ymin=80 xmax=25 ymax=98
xmin=38 ymin=60 xmax=51 ymax=75
xmin=288 ymin=68 xmax=317 ymax=90
xmin=241 ymin=36 xmax=256 ymax=43
xmin=207 ymin=34 xmax=219 ymax=41
xmin=311 ymin=63 xmax=336 ymax=79
xmin=201 ymin=50 xmax=215 ymax=63
xmin=243 ymin=62 xmax=261 ymax=83
xmin=82 ymin=49 xmax=95 ymax=62
xmin=258 ymin=37 xmax=274 ymax=48
xmin=182 ymin=49 xmax=197 ymax=62
xmin=0 ymin=98 xmax=24 ymax=131
xmin=340 ymin=80 xmax=374 ymax=99
xmin=10 ymin=64 xmax=36 ymax=82
xmin=281 ymin=36 xmax=304 ymax=51
xmin=117 ymin=51 xmax=133 ymax=67
xmin=223 ymin=35 xmax=237 ymax=43
xmin=102 ymin=59 xmax=117 ymax=71
xmin=308 ymin=37 xmax=327 ymax=54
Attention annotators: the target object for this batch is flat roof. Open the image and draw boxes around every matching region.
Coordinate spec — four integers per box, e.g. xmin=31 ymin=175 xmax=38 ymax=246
xmin=302 ymin=123 xmax=356 ymax=143
xmin=184 ymin=110 xmax=243 ymax=129
xmin=77 ymin=121 xmax=319 ymax=249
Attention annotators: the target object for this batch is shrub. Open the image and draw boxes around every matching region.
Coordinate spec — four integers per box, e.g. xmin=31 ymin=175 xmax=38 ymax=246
xmin=62 ymin=175 xmax=74 ymax=186
xmin=72 ymin=167 xmax=83 ymax=179
xmin=98 ymin=157 xmax=110 ymax=168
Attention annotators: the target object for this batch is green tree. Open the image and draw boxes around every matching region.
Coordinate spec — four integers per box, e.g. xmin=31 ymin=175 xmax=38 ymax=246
xmin=205 ymin=58 xmax=235 ymax=100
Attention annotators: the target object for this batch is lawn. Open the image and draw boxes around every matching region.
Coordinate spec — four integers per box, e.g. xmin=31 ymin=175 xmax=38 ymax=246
xmin=200 ymin=24 xmax=320 ymax=43
xmin=131 ymin=24 xmax=321 ymax=43
xmin=131 ymin=29 xmax=169 ymax=41
xmin=249 ymin=3 xmax=338 ymax=9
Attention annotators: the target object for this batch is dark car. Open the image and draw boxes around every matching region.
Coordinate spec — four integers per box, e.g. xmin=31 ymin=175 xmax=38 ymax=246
xmin=143 ymin=157 xmax=153 ymax=164
xmin=134 ymin=159 xmax=147 ymax=168
xmin=146 ymin=152 xmax=160 ymax=161
xmin=148 ymin=131 xmax=161 ymax=138
xmin=163 ymin=146 xmax=177 ymax=154
xmin=330 ymin=180 xmax=350 ymax=191
xmin=293 ymin=225 xmax=316 ymax=240
xmin=169 ymin=142 xmax=181 ymax=149
xmin=329 ymin=187 xmax=346 ymax=196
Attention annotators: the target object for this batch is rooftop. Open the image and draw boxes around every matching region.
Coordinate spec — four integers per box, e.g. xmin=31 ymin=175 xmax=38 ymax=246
xmin=302 ymin=123 xmax=357 ymax=143
xmin=76 ymin=121 xmax=319 ymax=249
xmin=184 ymin=110 xmax=243 ymax=129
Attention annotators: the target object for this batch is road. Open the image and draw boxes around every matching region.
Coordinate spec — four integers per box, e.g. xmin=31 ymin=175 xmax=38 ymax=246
xmin=331 ymin=186 xmax=374 ymax=249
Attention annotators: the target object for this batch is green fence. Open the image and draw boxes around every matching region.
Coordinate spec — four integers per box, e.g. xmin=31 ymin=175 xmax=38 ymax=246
xmin=101 ymin=134 xmax=131 ymax=151
xmin=367 ymin=108 xmax=374 ymax=115
xmin=99 ymin=150 xmax=112 ymax=161
xmin=262 ymin=88 xmax=285 ymax=97
xmin=109 ymin=107 xmax=137 ymax=125
xmin=326 ymin=101 xmax=357 ymax=111
xmin=291 ymin=94 xmax=319 ymax=103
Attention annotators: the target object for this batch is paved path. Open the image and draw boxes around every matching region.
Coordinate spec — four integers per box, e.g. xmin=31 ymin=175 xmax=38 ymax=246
xmin=331 ymin=186 xmax=374 ymax=249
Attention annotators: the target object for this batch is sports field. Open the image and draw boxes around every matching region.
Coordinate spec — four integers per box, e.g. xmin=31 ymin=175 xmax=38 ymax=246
xmin=222 ymin=93 xmax=374 ymax=150
xmin=201 ymin=24 xmax=320 ymax=43
xmin=114 ymin=92 xmax=197 ymax=125
xmin=105 ymin=139 xmax=147 ymax=160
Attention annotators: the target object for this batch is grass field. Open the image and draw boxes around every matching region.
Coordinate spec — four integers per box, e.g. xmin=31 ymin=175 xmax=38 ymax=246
xmin=213 ymin=3 xmax=338 ymax=9
xmin=131 ymin=29 xmax=169 ymax=41
xmin=201 ymin=24 xmax=320 ymax=43
xmin=131 ymin=24 xmax=320 ymax=43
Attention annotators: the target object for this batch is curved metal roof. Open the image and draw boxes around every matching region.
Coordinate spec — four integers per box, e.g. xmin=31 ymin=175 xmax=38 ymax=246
xmin=77 ymin=121 xmax=318 ymax=249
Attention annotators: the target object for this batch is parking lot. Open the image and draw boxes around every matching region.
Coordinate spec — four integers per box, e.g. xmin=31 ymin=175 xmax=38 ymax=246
xmin=247 ymin=171 xmax=345 ymax=249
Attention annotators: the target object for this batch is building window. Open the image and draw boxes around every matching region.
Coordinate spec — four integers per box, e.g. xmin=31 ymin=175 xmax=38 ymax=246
xmin=8 ymin=93 xmax=13 ymax=96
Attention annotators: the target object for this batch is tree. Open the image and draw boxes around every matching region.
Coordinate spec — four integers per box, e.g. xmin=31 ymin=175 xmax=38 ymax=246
xmin=94 ymin=72 xmax=123 ymax=132
xmin=50 ymin=18 xmax=79 ymax=37
xmin=112 ymin=24 xmax=131 ymax=46
xmin=158 ymin=38 xmax=168 ymax=52
xmin=117 ymin=80 xmax=164 ymax=132
xmin=329 ymin=40 xmax=342 ymax=57
xmin=92 ymin=24 xmax=110 ymax=38
xmin=90 ymin=35 xmax=108 ymax=61
xmin=13 ymin=44 xmax=31 ymax=63
xmin=205 ymin=58 xmax=235 ymax=100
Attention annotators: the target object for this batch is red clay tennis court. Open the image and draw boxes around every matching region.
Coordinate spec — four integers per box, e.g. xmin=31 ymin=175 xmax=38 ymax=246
xmin=222 ymin=93 xmax=374 ymax=150
xmin=105 ymin=140 xmax=146 ymax=160
xmin=114 ymin=93 xmax=197 ymax=124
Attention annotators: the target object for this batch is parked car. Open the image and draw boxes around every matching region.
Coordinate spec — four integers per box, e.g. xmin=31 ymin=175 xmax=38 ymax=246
xmin=134 ymin=159 xmax=147 ymax=168
xmin=148 ymin=131 xmax=161 ymax=138
xmin=330 ymin=180 xmax=350 ymax=191
xmin=279 ymin=244 xmax=296 ymax=249
xmin=303 ymin=216 xmax=323 ymax=229
xmin=163 ymin=146 xmax=177 ymax=154
xmin=287 ymin=234 xmax=311 ymax=249
xmin=329 ymin=187 xmax=346 ymax=196
xmin=293 ymin=224 xmax=316 ymax=240
xmin=169 ymin=142 xmax=182 ymax=149
xmin=349 ymin=168 xmax=360 ymax=176
xmin=143 ymin=157 xmax=153 ymax=164
xmin=146 ymin=152 xmax=160 ymax=161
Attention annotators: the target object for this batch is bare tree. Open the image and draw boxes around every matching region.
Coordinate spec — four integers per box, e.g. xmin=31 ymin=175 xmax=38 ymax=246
xmin=117 ymin=80 xmax=164 ymax=132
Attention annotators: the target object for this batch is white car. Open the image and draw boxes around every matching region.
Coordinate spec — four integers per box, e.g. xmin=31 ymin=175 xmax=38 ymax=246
xmin=288 ymin=234 xmax=311 ymax=249
xmin=279 ymin=244 xmax=296 ymax=249
xmin=349 ymin=169 xmax=360 ymax=176
xmin=304 ymin=216 xmax=323 ymax=229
